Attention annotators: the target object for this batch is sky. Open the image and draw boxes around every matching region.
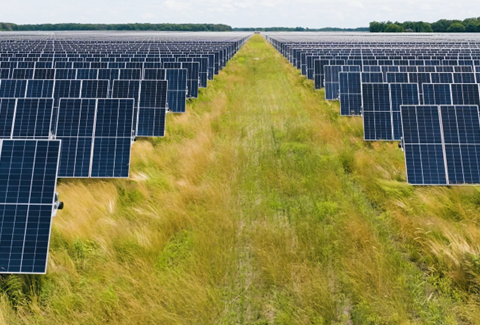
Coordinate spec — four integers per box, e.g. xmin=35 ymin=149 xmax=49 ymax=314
xmin=2 ymin=0 xmax=480 ymax=28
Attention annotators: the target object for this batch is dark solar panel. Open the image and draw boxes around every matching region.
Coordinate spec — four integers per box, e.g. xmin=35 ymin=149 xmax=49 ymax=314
xmin=165 ymin=69 xmax=187 ymax=113
xmin=11 ymin=98 xmax=54 ymax=139
xmin=0 ymin=139 xmax=61 ymax=274
xmin=339 ymin=72 xmax=361 ymax=116
xmin=0 ymin=80 xmax=27 ymax=98
xmin=137 ymin=80 xmax=168 ymax=137
xmin=401 ymin=105 xmax=480 ymax=185
xmin=26 ymin=80 xmax=55 ymax=98
xmin=56 ymin=98 xmax=134 ymax=178
xmin=91 ymin=99 xmax=134 ymax=178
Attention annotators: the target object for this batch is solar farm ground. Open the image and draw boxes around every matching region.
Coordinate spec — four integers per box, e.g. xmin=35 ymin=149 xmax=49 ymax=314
xmin=1 ymin=35 xmax=480 ymax=324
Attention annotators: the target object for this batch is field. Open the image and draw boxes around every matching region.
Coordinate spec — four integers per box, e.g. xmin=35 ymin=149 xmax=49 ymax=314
xmin=1 ymin=34 xmax=480 ymax=324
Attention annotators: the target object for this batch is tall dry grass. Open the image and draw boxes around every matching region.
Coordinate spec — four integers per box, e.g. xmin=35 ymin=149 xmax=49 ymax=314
xmin=0 ymin=35 xmax=478 ymax=324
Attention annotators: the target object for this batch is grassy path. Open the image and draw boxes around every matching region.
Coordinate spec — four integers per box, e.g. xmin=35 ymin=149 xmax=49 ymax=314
xmin=1 ymin=35 xmax=479 ymax=324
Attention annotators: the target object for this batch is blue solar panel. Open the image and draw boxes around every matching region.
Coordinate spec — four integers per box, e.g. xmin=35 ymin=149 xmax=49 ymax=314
xmin=451 ymin=84 xmax=480 ymax=106
xmin=181 ymin=62 xmax=200 ymax=98
xmin=11 ymin=99 xmax=54 ymax=139
xmin=401 ymin=105 xmax=480 ymax=185
xmin=453 ymin=72 xmax=476 ymax=83
xmin=441 ymin=105 xmax=480 ymax=184
xmin=54 ymin=69 xmax=77 ymax=80
xmin=0 ymin=80 xmax=27 ymax=98
xmin=137 ymin=80 xmax=168 ymax=137
xmin=91 ymin=99 xmax=134 ymax=178
xmin=0 ymin=99 xmax=16 ymax=138
xmin=143 ymin=69 xmax=166 ymax=80
xmin=12 ymin=69 xmax=34 ymax=79
xmin=386 ymin=72 xmax=409 ymax=83
xmin=400 ymin=105 xmax=446 ymax=185
xmin=324 ymin=66 xmax=360 ymax=100
xmin=56 ymin=99 xmax=134 ymax=178
xmin=112 ymin=80 xmax=141 ymax=131
xmin=0 ymin=139 xmax=61 ymax=274
xmin=81 ymin=80 xmax=109 ymax=98
xmin=423 ymin=84 xmax=452 ymax=105
xmin=390 ymin=84 xmax=420 ymax=140
xmin=33 ymin=69 xmax=55 ymax=80
xmin=26 ymin=80 xmax=54 ymax=98
xmin=76 ymin=69 xmax=98 ymax=80
xmin=56 ymin=99 xmax=96 ymax=178
xmin=361 ymin=72 xmax=383 ymax=83
xmin=53 ymin=80 xmax=81 ymax=107
xmin=165 ymin=69 xmax=187 ymax=113
xmin=119 ymin=69 xmax=142 ymax=80
xmin=339 ymin=72 xmax=361 ymax=116
xmin=362 ymin=83 xmax=391 ymax=140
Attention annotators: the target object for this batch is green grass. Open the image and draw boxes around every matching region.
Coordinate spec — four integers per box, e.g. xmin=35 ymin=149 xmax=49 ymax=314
xmin=1 ymin=35 xmax=480 ymax=324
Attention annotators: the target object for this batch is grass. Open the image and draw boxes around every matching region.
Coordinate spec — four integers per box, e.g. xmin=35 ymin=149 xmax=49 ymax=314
xmin=1 ymin=35 xmax=480 ymax=324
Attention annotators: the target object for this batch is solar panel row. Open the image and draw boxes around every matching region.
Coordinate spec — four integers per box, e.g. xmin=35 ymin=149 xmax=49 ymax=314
xmin=0 ymin=32 xmax=250 ymax=274
xmin=266 ymin=34 xmax=480 ymax=186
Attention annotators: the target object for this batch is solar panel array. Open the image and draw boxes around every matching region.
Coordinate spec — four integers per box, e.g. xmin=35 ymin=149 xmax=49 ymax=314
xmin=266 ymin=33 xmax=480 ymax=186
xmin=0 ymin=31 xmax=250 ymax=274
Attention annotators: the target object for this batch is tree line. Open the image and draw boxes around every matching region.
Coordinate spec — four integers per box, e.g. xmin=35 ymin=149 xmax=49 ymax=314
xmin=233 ymin=27 xmax=369 ymax=32
xmin=0 ymin=23 xmax=233 ymax=32
xmin=370 ymin=17 xmax=480 ymax=33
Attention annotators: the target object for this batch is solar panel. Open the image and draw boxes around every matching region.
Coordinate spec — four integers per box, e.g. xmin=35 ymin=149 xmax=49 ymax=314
xmin=54 ymin=69 xmax=76 ymax=80
xmin=53 ymin=80 xmax=81 ymax=107
xmin=324 ymin=65 xmax=360 ymax=100
xmin=76 ymin=69 xmax=98 ymax=80
xmin=12 ymin=69 xmax=34 ymax=79
xmin=182 ymin=62 xmax=200 ymax=98
xmin=0 ymin=99 xmax=16 ymax=137
xmin=400 ymin=105 xmax=446 ymax=185
xmin=361 ymin=72 xmax=383 ymax=83
xmin=91 ymin=99 xmax=134 ymax=178
xmin=119 ymin=69 xmax=142 ymax=80
xmin=0 ymin=139 xmax=61 ymax=274
xmin=143 ymin=69 xmax=166 ymax=80
xmin=33 ymin=69 xmax=55 ymax=80
xmin=0 ymin=80 xmax=27 ymax=98
xmin=339 ymin=72 xmax=361 ymax=116
xmin=0 ymin=69 xmax=10 ymax=79
xmin=390 ymin=83 xmax=420 ymax=140
xmin=11 ymin=98 xmax=54 ymax=139
xmin=56 ymin=99 xmax=96 ymax=178
xmin=423 ymin=84 xmax=480 ymax=106
xmin=81 ymin=80 xmax=109 ymax=98
xmin=362 ymin=83 xmax=391 ymax=140
xmin=401 ymin=105 xmax=480 ymax=185
xmin=165 ymin=69 xmax=187 ymax=113
xmin=56 ymin=98 xmax=134 ymax=178
xmin=112 ymin=80 xmax=141 ymax=131
xmin=137 ymin=80 xmax=168 ymax=137
xmin=26 ymin=80 xmax=55 ymax=98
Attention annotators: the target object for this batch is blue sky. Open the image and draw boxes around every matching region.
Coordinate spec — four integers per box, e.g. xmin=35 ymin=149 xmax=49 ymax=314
xmin=2 ymin=0 xmax=480 ymax=28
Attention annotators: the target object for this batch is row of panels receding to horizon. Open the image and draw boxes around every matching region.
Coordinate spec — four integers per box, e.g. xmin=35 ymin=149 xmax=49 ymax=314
xmin=0 ymin=32 xmax=251 ymax=275
xmin=266 ymin=33 xmax=480 ymax=187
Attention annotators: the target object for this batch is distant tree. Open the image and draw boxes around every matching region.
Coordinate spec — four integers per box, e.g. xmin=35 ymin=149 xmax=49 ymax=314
xmin=447 ymin=22 xmax=466 ymax=32
xmin=369 ymin=21 xmax=387 ymax=32
xmin=384 ymin=24 xmax=404 ymax=32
